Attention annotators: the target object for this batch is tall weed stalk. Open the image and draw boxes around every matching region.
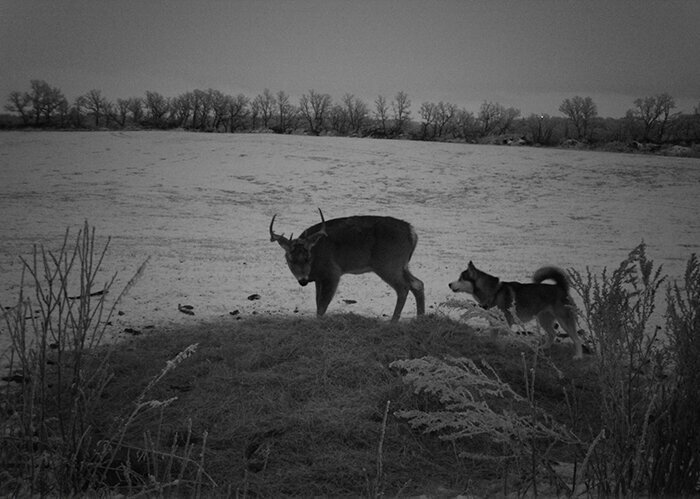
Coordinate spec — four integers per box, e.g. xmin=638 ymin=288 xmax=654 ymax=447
xmin=0 ymin=222 xmax=147 ymax=495
xmin=569 ymin=243 xmax=670 ymax=495
xmin=648 ymin=253 xmax=700 ymax=494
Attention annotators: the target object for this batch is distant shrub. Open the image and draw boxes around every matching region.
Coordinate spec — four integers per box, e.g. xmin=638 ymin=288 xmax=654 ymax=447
xmin=597 ymin=140 xmax=635 ymax=153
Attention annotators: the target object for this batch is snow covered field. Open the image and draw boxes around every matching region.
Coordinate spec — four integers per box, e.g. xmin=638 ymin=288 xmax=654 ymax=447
xmin=1 ymin=131 xmax=698 ymax=345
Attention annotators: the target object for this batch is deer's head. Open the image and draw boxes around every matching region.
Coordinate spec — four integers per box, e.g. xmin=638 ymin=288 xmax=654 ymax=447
xmin=270 ymin=209 xmax=328 ymax=286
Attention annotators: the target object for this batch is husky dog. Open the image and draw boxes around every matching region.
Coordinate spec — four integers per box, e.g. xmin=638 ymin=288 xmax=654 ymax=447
xmin=449 ymin=261 xmax=584 ymax=359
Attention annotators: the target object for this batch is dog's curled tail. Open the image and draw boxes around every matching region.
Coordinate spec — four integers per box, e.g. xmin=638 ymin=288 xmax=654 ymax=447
xmin=532 ymin=266 xmax=570 ymax=292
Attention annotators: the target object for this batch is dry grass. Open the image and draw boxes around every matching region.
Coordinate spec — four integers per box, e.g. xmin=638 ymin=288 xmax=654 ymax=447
xmin=92 ymin=311 xmax=597 ymax=497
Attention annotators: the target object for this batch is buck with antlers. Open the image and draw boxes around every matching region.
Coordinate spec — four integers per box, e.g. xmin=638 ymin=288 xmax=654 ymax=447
xmin=269 ymin=209 xmax=425 ymax=321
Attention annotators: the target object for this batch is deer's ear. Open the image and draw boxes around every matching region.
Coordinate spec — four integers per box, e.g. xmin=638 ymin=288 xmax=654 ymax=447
xmin=303 ymin=231 xmax=326 ymax=250
xmin=275 ymin=238 xmax=292 ymax=252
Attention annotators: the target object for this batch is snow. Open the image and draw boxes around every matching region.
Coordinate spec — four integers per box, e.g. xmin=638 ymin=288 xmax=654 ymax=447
xmin=1 ymin=131 xmax=698 ymax=353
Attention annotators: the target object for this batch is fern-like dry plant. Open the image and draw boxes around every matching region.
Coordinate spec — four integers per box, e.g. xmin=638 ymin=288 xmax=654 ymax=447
xmin=392 ymin=355 xmax=578 ymax=495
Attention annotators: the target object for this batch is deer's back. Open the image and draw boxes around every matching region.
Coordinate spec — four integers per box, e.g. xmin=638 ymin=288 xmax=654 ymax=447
xmin=303 ymin=216 xmax=417 ymax=273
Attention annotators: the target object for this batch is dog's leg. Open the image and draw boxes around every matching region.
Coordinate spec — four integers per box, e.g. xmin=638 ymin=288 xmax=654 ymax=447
xmin=537 ymin=312 xmax=557 ymax=349
xmin=560 ymin=312 xmax=584 ymax=360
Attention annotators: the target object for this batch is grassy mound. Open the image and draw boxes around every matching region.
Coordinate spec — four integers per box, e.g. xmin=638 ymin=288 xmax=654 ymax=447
xmin=97 ymin=312 xmax=596 ymax=497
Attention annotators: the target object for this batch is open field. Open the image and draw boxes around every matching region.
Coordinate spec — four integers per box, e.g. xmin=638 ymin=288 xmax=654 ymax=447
xmin=1 ymin=131 xmax=698 ymax=340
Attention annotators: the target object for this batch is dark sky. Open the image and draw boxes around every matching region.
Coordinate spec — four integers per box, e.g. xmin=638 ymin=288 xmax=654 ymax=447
xmin=2 ymin=0 xmax=699 ymax=117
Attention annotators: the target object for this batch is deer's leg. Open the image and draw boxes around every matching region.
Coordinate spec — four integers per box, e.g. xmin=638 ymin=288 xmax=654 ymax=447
xmin=375 ymin=270 xmax=409 ymax=322
xmin=405 ymin=269 xmax=425 ymax=316
xmin=390 ymin=288 xmax=409 ymax=322
xmin=314 ymin=277 xmax=339 ymax=317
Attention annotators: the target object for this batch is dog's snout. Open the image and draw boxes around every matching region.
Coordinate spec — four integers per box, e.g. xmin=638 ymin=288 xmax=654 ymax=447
xmin=449 ymin=279 xmax=474 ymax=294
xmin=298 ymin=279 xmax=309 ymax=286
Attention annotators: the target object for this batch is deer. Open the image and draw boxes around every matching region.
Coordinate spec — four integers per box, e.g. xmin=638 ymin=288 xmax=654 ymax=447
xmin=269 ymin=209 xmax=425 ymax=321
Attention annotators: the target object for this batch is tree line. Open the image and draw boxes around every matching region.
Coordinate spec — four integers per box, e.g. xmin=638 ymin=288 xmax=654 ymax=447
xmin=3 ymin=79 xmax=700 ymax=150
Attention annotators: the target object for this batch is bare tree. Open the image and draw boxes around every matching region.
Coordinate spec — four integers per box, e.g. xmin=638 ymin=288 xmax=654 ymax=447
xmin=199 ymin=89 xmax=217 ymax=130
xmin=340 ymin=94 xmax=354 ymax=134
xmin=299 ymin=89 xmax=332 ymax=135
xmin=171 ymin=92 xmax=194 ymax=128
xmin=663 ymin=106 xmax=700 ymax=143
xmin=525 ymin=113 xmax=557 ymax=145
xmin=418 ymin=102 xmax=436 ymax=139
xmin=559 ymin=96 xmax=597 ymax=141
xmin=27 ymin=80 xmax=45 ymax=125
xmin=253 ymin=88 xmax=276 ymax=129
xmin=27 ymin=80 xmax=66 ymax=126
xmin=187 ymin=89 xmax=214 ymax=130
xmin=4 ymin=91 xmax=32 ymax=125
xmin=127 ymin=97 xmax=144 ymax=126
xmin=82 ymin=89 xmax=109 ymax=127
xmin=477 ymin=101 xmax=503 ymax=136
xmin=72 ymin=95 xmax=87 ymax=128
xmin=455 ymin=108 xmax=477 ymax=141
xmin=115 ymin=98 xmax=131 ymax=127
xmin=329 ymin=103 xmax=349 ymax=135
xmin=209 ymin=89 xmax=228 ymax=130
xmin=144 ymin=91 xmax=169 ymax=128
xmin=55 ymin=98 xmax=70 ymax=126
xmin=190 ymin=89 xmax=206 ymax=129
xmin=374 ymin=95 xmax=389 ymax=136
xmin=103 ymin=100 xmax=116 ymax=128
xmin=392 ymin=91 xmax=411 ymax=135
xmin=226 ymin=93 xmax=249 ymax=132
xmin=342 ymin=94 xmax=369 ymax=135
xmin=249 ymin=98 xmax=260 ymax=129
xmin=632 ymin=93 xmax=676 ymax=142
xmin=496 ymin=106 xmax=521 ymax=135
xmin=276 ymin=90 xmax=293 ymax=132
xmin=434 ymin=101 xmax=457 ymax=138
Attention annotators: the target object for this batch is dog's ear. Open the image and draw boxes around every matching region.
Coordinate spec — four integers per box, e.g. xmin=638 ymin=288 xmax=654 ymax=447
xmin=468 ymin=261 xmax=475 ymax=269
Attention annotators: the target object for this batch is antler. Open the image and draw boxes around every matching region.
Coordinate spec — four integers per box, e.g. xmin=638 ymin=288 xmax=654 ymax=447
xmin=298 ymin=208 xmax=328 ymax=249
xmin=271 ymin=210 xmax=326 ymax=249
xmin=269 ymin=214 xmax=291 ymax=247
xmin=317 ymin=208 xmax=327 ymax=236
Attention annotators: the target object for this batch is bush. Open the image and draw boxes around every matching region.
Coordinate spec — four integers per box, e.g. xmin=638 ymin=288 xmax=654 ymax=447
xmin=569 ymin=243 xmax=668 ymax=495
xmin=392 ymin=355 xmax=579 ymax=496
xmin=0 ymin=223 xmax=209 ymax=496
xmin=649 ymin=254 xmax=700 ymax=493
xmin=1 ymin=224 xmax=126 ymax=494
